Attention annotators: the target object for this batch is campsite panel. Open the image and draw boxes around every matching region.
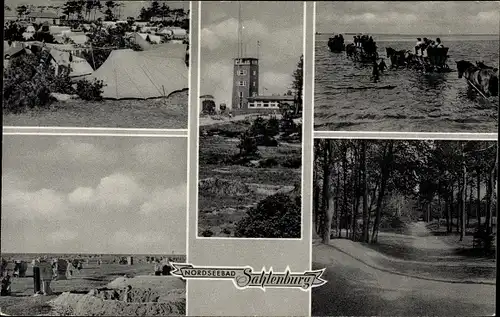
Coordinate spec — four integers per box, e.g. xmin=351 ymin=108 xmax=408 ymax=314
xmin=314 ymin=1 xmax=499 ymax=133
xmin=3 ymin=2 xmax=190 ymax=129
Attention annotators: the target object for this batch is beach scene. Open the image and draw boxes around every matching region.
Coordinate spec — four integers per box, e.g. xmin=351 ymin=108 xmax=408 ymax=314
xmin=1 ymin=135 xmax=188 ymax=316
xmin=314 ymin=2 xmax=499 ymax=132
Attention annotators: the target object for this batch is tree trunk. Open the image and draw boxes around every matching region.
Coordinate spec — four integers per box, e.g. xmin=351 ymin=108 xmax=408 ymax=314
xmin=361 ymin=141 xmax=369 ymax=243
xmin=371 ymin=142 xmax=393 ymax=243
xmin=477 ymin=169 xmax=481 ymax=229
xmin=343 ymin=153 xmax=348 ymax=238
xmin=313 ymin=170 xmax=321 ymax=239
xmin=427 ymin=203 xmax=431 ymax=223
xmin=336 ymin=163 xmax=341 ymax=238
xmin=351 ymin=148 xmax=361 ymax=241
xmin=467 ymin=178 xmax=472 ymax=227
xmin=460 ymin=161 xmax=466 ymax=241
xmin=444 ymin=190 xmax=451 ymax=233
xmin=485 ymin=151 xmax=497 ymax=235
xmin=321 ymin=141 xmax=332 ymax=244
xmin=485 ymin=172 xmax=492 ymax=235
xmin=457 ymin=178 xmax=461 ymax=233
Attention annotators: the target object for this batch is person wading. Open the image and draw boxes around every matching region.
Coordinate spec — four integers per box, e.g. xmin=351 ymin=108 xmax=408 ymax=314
xmin=379 ymin=58 xmax=387 ymax=73
xmin=372 ymin=57 xmax=380 ymax=83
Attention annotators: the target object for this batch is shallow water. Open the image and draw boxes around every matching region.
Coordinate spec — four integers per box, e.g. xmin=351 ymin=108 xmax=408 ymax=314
xmin=314 ymin=34 xmax=499 ymax=132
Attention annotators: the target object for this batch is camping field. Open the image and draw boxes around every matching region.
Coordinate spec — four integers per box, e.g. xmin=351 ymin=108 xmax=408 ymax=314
xmin=2 ymin=90 xmax=188 ymax=129
xmin=197 ymin=116 xmax=302 ymax=238
xmin=0 ymin=254 xmax=186 ymax=316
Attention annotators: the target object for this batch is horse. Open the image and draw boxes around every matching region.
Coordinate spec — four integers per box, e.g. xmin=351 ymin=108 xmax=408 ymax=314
xmin=476 ymin=61 xmax=498 ymax=71
xmin=386 ymin=47 xmax=407 ymax=69
xmin=345 ymin=43 xmax=356 ymax=58
xmin=456 ymin=60 xmax=498 ymax=97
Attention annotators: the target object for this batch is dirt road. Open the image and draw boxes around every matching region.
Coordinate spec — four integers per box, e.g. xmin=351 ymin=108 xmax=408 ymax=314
xmin=312 ymin=222 xmax=496 ymax=316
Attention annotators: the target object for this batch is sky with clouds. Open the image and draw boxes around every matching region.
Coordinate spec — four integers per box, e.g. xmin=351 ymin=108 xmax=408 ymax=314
xmin=4 ymin=0 xmax=189 ymax=19
xmin=200 ymin=1 xmax=304 ymax=106
xmin=316 ymin=1 xmax=500 ymax=35
xmin=1 ymin=136 xmax=187 ymax=255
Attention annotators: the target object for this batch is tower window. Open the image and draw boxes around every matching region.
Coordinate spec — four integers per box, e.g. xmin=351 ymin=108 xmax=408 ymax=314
xmin=239 ymin=91 xmax=243 ymax=98
xmin=253 ymin=71 xmax=256 ymax=76
xmin=252 ymin=81 xmax=256 ymax=87
xmin=237 ymin=81 xmax=246 ymax=87
xmin=252 ymin=92 xmax=257 ymax=97
xmin=237 ymin=70 xmax=247 ymax=76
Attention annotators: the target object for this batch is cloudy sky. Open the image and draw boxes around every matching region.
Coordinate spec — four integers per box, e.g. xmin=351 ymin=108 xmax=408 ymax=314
xmin=4 ymin=0 xmax=189 ymax=19
xmin=200 ymin=1 xmax=303 ymax=106
xmin=316 ymin=1 xmax=500 ymax=35
xmin=1 ymin=136 xmax=187 ymax=255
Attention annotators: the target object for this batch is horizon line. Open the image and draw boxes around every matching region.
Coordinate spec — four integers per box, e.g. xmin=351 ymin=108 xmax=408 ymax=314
xmin=1 ymin=252 xmax=186 ymax=256
xmin=317 ymin=32 xmax=499 ymax=36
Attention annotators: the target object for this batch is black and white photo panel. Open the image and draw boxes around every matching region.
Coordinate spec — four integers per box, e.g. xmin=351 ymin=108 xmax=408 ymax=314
xmin=1 ymin=135 xmax=187 ymax=316
xmin=314 ymin=1 xmax=499 ymax=132
xmin=197 ymin=1 xmax=304 ymax=239
xmin=3 ymin=1 xmax=190 ymax=129
xmin=312 ymin=138 xmax=497 ymax=316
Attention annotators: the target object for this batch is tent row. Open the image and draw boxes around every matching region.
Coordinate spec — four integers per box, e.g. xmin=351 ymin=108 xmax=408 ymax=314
xmin=3 ymin=40 xmax=188 ymax=100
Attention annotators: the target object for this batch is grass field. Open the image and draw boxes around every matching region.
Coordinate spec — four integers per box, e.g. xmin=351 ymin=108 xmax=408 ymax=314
xmin=2 ymin=90 xmax=188 ymax=129
xmin=0 ymin=255 xmax=186 ymax=316
xmin=197 ymin=119 xmax=302 ymax=237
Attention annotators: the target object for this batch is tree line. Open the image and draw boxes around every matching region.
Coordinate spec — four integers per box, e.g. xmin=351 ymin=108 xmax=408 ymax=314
xmin=11 ymin=0 xmax=189 ymax=23
xmin=314 ymin=139 xmax=498 ymax=250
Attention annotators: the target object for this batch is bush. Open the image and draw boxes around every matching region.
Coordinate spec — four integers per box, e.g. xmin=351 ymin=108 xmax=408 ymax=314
xmin=234 ymin=193 xmax=301 ymax=238
xmin=281 ymin=157 xmax=301 ymax=169
xmin=280 ymin=117 xmax=298 ymax=135
xmin=75 ymin=79 xmax=105 ymax=101
xmin=250 ymin=116 xmax=267 ymax=136
xmin=200 ymin=229 xmax=214 ymax=237
xmin=266 ymin=117 xmax=280 ymax=136
xmin=379 ymin=215 xmax=407 ymax=233
xmin=221 ymin=228 xmax=232 ymax=235
xmin=259 ymin=158 xmax=279 ymax=168
xmin=3 ymin=50 xmax=73 ymax=113
xmin=238 ymin=131 xmax=259 ymax=157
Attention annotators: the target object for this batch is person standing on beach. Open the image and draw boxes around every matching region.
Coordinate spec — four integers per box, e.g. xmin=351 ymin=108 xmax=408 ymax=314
xmin=372 ymin=58 xmax=380 ymax=83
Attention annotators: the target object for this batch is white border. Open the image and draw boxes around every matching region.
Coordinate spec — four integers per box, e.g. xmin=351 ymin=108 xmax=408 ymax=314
xmin=314 ymin=131 xmax=498 ymax=140
xmin=194 ymin=1 xmax=307 ymax=241
xmin=309 ymin=3 xmax=317 ymax=316
xmin=185 ymin=1 xmax=193 ymax=316
xmin=2 ymin=127 xmax=188 ymax=132
xmin=1 ymin=132 xmax=187 ymax=137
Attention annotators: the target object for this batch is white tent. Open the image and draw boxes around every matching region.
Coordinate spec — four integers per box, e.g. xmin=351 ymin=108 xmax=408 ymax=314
xmin=87 ymin=43 xmax=188 ymax=99
xmin=49 ymin=26 xmax=71 ymax=35
xmin=137 ymin=33 xmax=162 ymax=44
xmin=50 ymin=49 xmax=94 ymax=78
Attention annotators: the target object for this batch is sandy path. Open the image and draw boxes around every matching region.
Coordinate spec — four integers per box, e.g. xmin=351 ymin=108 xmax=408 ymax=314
xmin=407 ymin=221 xmax=455 ymax=250
xmin=312 ymin=243 xmax=496 ymax=316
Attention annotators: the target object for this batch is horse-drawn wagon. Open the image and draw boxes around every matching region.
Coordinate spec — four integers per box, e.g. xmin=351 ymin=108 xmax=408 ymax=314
xmin=328 ymin=35 xmax=345 ymax=53
xmin=345 ymin=35 xmax=379 ymax=63
xmin=386 ymin=46 xmax=452 ymax=73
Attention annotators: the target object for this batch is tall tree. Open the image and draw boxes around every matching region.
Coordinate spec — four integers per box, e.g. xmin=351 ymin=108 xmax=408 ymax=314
xmin=322 ymin=140 xmax=333 ymax=244
xmin=460 ymin=143 xmax=467 ymax=241
xmin=371 ymin=141 xmax=394 ymax=243
xmin=16 ymin=5 xmax=28 ymax=18
xmin=103 ymin=0 xmax=116 ymax=21
xmin=292 ymin=55 xmax=303 ymax=116
xmin=361 ymin=141 xmax=369 ymax=242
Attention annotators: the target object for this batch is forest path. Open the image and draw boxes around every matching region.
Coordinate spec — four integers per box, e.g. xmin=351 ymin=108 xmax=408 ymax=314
xmin=312 ymin=241 xmax=496 ymax=316
xmin=407 ymin=221 xmax=454 ymax=250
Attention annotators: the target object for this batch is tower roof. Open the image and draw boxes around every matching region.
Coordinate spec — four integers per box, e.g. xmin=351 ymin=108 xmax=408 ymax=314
xmin=233 ymin=57 xmax=259 ymax=61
